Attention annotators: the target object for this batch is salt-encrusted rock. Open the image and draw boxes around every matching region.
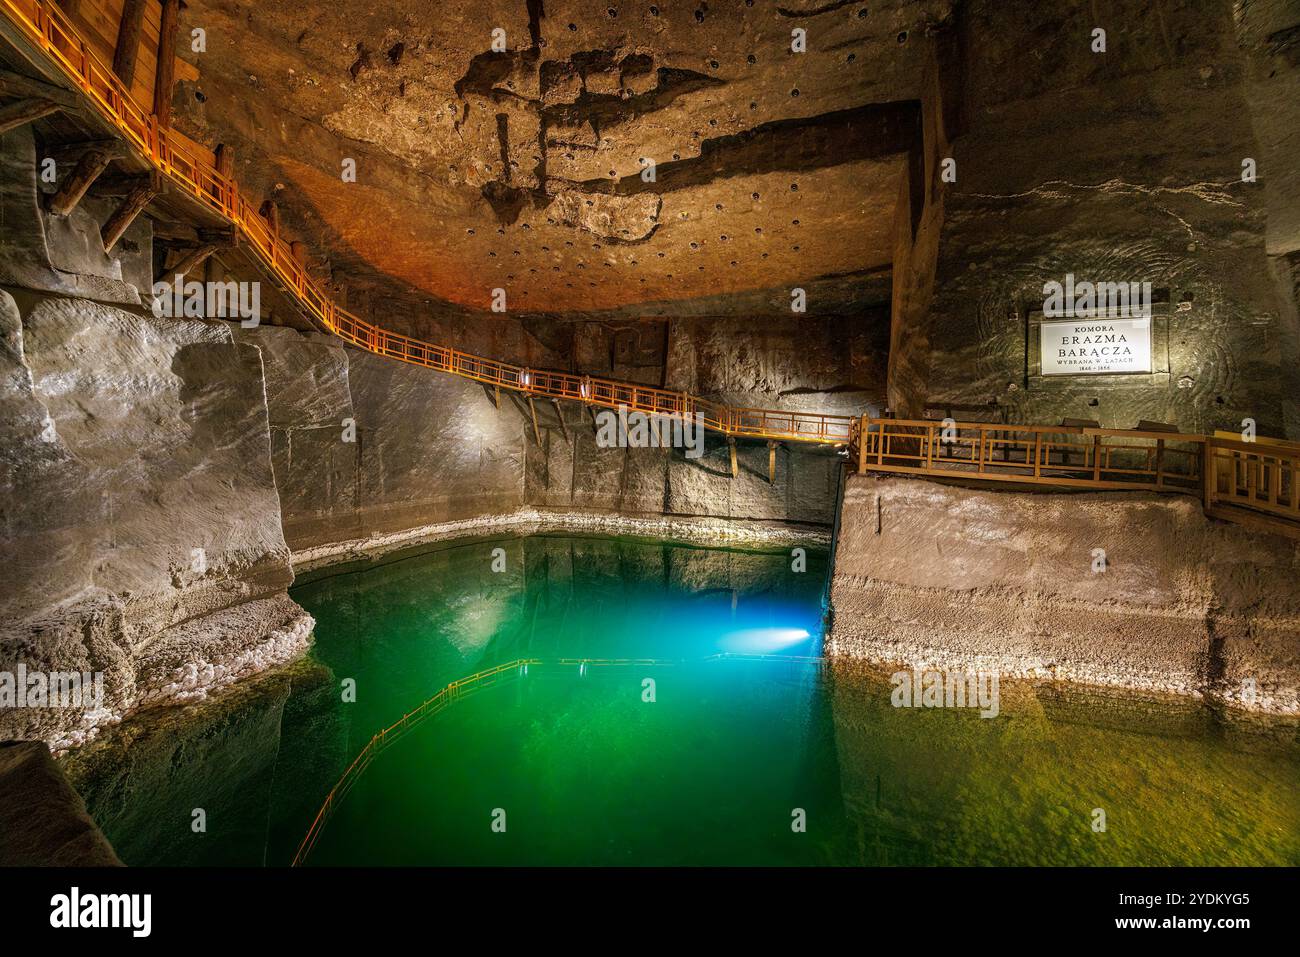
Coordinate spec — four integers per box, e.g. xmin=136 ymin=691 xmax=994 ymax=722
xmin=828 ymin=474 xmax=1300 ymax=714
xmin=0 ymin=740 xmax=122 ymax=866
xmin=0 ymin=294 xmax=310 ymax=748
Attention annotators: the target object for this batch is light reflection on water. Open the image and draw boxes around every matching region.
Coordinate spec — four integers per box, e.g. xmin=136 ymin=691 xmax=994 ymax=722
xmin=62 ymin=534 xmax=1300 ymax=867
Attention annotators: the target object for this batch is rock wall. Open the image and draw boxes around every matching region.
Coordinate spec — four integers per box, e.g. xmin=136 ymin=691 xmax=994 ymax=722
xmin=0 ymin=740 xmax=120 ymax=866
xmin=239 ymin=321 xmax=848 ymax=560
xmin=892 ymin=0 xmax=1300 ymax=439
xmin=0 ymin=129 xmax=151 ymax=306
xmin=827 ymin=474 xmax=1300 ymax=714
xmin=0 ymin=288 xmax=313 ymax=750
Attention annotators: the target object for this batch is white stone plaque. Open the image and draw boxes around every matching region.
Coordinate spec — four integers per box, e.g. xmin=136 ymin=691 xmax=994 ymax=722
xmin=1040 ymin=317 xmax=1152 ymax=376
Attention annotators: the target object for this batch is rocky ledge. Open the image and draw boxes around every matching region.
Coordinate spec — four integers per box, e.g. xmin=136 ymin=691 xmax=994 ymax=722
xmin=828 ymin=474 xmax=1300 ymax=715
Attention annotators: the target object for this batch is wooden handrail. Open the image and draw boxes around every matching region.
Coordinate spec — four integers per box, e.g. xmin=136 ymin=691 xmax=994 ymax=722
xmin=7 ymin=1 xmax=1297 ymax=532
xmin=0 ymin=0 xmax=856 ymax=446
xmin=850 ymin=415 xmax=1300 ymax=539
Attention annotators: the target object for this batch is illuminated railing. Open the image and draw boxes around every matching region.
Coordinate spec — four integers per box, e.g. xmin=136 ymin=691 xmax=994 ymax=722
xmin=850 ymin=415 xmax=1300 ymax=538
xmin=854 ymin=417 xmax=1203 ymax=490
xmin=0 ymin=0 xmax=855 ymax=446
xmin=9 ymin=2 xmax=1297 ymax=516
xmin=291 ymin=653 xmax=824 ymax=866
xmin=1205 ymin=434 xmax=1300 ymax=528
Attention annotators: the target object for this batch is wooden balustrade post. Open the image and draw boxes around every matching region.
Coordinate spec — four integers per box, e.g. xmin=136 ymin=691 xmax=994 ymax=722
xmin=1201 ymin=440 xmax=1213 ymax=512
xmin=858 ymin=415 xmax=868 ymax=473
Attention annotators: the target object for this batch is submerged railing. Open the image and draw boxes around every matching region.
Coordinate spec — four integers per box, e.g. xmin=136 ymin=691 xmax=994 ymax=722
xmin=290 ymin=653 xmax=824 ymax=866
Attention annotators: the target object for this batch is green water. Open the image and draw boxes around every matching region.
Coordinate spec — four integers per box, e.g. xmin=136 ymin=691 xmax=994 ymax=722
xmin=63 ymin=534 xmax=1300 ymax=866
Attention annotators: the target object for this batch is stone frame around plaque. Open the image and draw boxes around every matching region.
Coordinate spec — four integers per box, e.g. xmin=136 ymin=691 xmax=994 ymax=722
xmin=1024 ymin=300 xmax=1171 ymax=391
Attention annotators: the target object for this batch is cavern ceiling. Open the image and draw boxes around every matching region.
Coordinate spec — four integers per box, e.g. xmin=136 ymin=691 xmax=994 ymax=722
xmin=170 ymin=0 xmax=952 ymax=316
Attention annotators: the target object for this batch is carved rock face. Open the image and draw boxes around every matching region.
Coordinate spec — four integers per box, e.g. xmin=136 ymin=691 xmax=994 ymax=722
xmin=173 ymin=0 xmax=949 ymax=315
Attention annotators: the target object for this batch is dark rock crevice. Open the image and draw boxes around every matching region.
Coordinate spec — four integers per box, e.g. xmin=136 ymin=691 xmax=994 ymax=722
xmin=573 ymin=101 xmax=919 ymax=197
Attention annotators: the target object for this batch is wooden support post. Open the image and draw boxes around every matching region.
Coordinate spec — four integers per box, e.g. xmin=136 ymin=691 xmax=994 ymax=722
xmin=215 ymin=143 xmax=235 ymax=178
xmin=494 ymin=385 xmax=500 ymax=409
xmin=768 ymin=441 xmax=777 ymax=484
xmin=728 ymin=437 xmax=737 ymax=478
xmin=260 ymin=199 xmax=281 ymax=236
xmin=1201 ymin=440 xmax=1214 ymax=512
xmin=112 ymin=0 xmax=149 ymax=86
xmin=46 ymin=146 xmax=115 ymax=216
xmin=153 ymin=0 xmax=181 ymax=125
xmin=0 ymin=69 xmax=81 ymax=107
xmin=528 ymin=396 xmax=542 ymax=445
xmin=553 ymin=400 xmax=568 ymax=443
xmin=162 ymin=243 xmax=219 ymax=281
xmin=0 ymin=98 xmax=61 ymax=135
xmin=101 ymin=174 xmax=160 ymax=252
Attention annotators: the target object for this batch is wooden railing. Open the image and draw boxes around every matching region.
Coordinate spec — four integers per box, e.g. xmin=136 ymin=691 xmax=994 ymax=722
xmin=0 ymin=0 xmax=855 ymax=446
xmin=1204 ymin=434 xmax=1300 ymax=530
xmin=851 ymin=416 xmax=1300 ymax=538
xmin=7 ymin=1 xmax=1299 ymax=529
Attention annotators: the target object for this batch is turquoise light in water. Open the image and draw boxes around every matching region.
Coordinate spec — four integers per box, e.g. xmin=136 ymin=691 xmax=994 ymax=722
xmin=718 ymin=626 xmax=813 ymax=654
xmin=61 ymin=533 xmax=1300 ymax=867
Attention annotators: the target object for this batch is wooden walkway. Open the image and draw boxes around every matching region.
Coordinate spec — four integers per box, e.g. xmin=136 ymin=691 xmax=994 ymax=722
xmin=851 ymin=417 xmax=1300 ymax=539
xmin=0 ymin=0 xmax=855 ymax=446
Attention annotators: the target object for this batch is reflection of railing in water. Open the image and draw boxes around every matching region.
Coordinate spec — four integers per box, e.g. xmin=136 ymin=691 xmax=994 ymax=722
xmin=848 ymin=416 xmax=1300 ymax=539
xmin=0 ymin=0 xmax=855 ymax=447
xmin=291 ymin=653 xmax=824 ymax=867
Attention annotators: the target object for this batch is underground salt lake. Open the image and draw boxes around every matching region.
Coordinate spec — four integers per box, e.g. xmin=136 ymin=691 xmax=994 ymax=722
xmin=61 ymin=534 xmax=1300 ymax=867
